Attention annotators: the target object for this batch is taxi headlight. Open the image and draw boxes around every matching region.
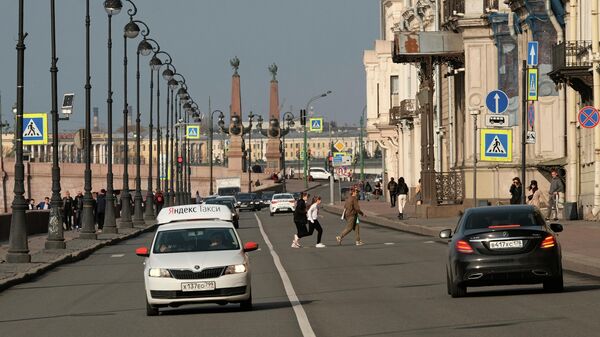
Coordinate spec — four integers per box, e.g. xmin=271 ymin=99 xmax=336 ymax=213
xmin=148 ymin=268 xmax=172 ymax=278
xmin=224 ymin=264 xmax=247 ymax=274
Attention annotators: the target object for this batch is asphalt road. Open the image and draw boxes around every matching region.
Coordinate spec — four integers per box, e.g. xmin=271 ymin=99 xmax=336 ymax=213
xmin=1 ymin=185 xmax=600 ymax=337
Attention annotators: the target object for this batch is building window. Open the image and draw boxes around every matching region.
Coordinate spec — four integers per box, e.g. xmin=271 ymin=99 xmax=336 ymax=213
xmin=390 ymin=75 xmax=399 ymax=107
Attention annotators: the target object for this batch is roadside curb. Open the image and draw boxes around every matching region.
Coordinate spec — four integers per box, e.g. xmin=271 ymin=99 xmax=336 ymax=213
xmin=0 ymin=224 xmax=157 ymax=292
xmin=322 ymin=205 xmax=600 ymax=279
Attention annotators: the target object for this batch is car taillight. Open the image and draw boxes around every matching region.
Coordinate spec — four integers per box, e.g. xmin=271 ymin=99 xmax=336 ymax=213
xmin=541 ymin=235 xmax=556 ymax=249
xmin=456 ymin=240 xmax=474 ymax=254
xmin=271 ymin=201 xmax=278 ymax=204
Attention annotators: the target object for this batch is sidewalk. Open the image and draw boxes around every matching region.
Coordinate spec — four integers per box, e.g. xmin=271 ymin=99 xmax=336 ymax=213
xmin=0 ymin=221 xmax=156 ymax=292
xmin=323 ymin=198 xmax=600 ymax=278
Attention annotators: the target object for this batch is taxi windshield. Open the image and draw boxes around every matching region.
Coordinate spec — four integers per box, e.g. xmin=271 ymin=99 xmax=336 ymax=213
xmin=153 ymin=228 xmax=240 ymax=253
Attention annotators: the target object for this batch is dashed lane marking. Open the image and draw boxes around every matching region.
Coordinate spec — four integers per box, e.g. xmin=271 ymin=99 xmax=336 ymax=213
xmin=110 ymin=254 xmax=125 ymax=258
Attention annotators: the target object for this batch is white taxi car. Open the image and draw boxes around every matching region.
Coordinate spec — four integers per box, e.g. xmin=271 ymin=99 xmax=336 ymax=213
xmin=136 ymin=204 xmax=259 ymax=316
xmin=269 ymin=193 xmax=296 ymax=216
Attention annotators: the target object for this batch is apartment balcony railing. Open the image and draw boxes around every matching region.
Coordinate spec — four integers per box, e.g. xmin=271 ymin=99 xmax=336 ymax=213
xmin=549 ymin=40 xmax=593 ymax=102
xmin=389 ymin=99 xmax=416 ymax=125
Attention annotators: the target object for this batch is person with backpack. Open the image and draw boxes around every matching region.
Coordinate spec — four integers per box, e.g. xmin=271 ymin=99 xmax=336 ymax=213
xmin=155 ymin=190 xmax=164 ymax=213
xmin=396 ymin=177 xmax=409 ymax=219
xmin=387 ymin=177 xmax=398 ymax=207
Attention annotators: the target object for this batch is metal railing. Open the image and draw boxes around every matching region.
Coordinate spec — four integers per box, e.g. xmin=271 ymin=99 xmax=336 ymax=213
xmin=443 ymin=0 xmax=465 ymax=21
xmin=389 ymin=98 xmax=416 ymax=125
xmin=435 ymin=171 xmax=464 ymax=204
xmin=552 ymin=40 xmax=592 ymax=69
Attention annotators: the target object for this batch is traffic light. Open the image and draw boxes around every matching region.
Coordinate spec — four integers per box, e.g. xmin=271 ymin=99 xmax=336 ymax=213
xmin=300 ymin=109 xmax=306 ymax=126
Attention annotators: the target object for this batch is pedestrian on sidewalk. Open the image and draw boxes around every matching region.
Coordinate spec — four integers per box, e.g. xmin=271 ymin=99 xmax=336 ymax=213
xmin=36 ymin=197 xmax=50 ymax=210
xmin=364 ymin=181 xmax=372 ymax=201
xmin=387 ymin=177 xmax=397 ymax=208
xmin=527 ymin=180 xmax=547 ymax=210
xmin=291 ymin=192 xmax=310 ymax=248
xmin=195 ymin=190 xmax=202 ymax=204
xmin=307 ymin=196 xmax=325 ymax=248
xmin=62 ymin=191 xmax=74 ymax=230
xmin=415 ymin=179 xmax=423 ymax=205
xmin=28 ymin=198 xmax=36 ymax=210
xmin=510 ymin=177 xmax=523 ymax=204
xmin=547 ymin=169 xmax=565 ymax=220
xmin=96 ymin=189 xmax=106 ymax=232
xmin=74 ymin=191 xmax=83 ymax=230
xmin=155 ymin=190 xmax=164 ymax=214
xmin=397 ymin=177 xmax=409 ymax=219
xmin=336 ymin=188 xmax=365 ymax=246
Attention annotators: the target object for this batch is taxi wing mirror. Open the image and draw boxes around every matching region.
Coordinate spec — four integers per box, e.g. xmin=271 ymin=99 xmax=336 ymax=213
xmin=135 ymin=247 xmax=150 ymax=257
xmin=243 ymin=242 xmax=259 ymax=252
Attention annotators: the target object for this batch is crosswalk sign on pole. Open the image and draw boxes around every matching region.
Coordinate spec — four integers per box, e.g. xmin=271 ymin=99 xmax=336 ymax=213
xmin=309 ymin=117 xmax=323 ymax=133
xmin=527 ymin=68 xmax=538 ymax=101
xmin=22 ymin=113 xmax=48 ymax=145
xmin=480 ymin=128 xmax=512 ymax=162
xmin=186 ymin=125 xmax=200 ymax=139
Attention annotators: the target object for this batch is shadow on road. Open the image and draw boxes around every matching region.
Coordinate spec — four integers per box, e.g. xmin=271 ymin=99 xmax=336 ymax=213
xmin=159 ymin=299 xmax=315 ymax=316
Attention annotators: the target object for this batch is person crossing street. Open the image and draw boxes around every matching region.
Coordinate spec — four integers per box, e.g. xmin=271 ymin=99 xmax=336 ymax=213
xmin=336 ymin=188 xmax=365 ymax=246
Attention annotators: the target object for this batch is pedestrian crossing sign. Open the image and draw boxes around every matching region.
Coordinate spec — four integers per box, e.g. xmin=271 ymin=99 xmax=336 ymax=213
xmin=309 ymin=117 xmax=323 ymax=132
xmin=186 ymin=125 xmax=200 ymax=139
xmin=22 ymin=113 xmax=48 ymax=145
xmin=481 ymin=129 xmax=512 ymax=162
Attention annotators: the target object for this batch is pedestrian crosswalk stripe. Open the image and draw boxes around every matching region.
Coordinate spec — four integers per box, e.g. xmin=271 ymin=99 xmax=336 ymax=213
xmin=23 ymin=119 xmax=43 ymax=137
xmin=486 ymin=136 xmax=507 ymax=154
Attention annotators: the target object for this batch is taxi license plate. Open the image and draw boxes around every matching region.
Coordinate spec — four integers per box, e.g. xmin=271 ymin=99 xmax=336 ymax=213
xmin=181 ymin=281 xmax=216 ymax=292
xmin=489 ymin=240 xmax=523 ymax=249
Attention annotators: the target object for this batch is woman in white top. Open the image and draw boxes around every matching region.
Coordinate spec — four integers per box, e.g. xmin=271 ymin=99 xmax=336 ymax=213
xmin=307 ymin=196 xmax=325 ymax=248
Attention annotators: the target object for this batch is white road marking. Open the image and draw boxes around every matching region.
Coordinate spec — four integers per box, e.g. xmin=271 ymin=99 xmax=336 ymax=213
xmin=384 ymin=242 xmax=395 ymax=245
xmin=110 ymin=254 xmax=125 ymax=258
xmin=423 ymin=241 xmax=435 ymax=244
xmin=323 ymin=184 xmax=329 ymax=187
xmin=254 ymin=214 xmax=316 ymax=337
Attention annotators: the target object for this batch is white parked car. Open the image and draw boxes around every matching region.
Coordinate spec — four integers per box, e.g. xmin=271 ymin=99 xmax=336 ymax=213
xmin=136 ymin=204 xmax=259 ymax=316
xmin=269 ymin=193 xmax=296 ymax=216
xmin=309 ymin=167 xmax=338 ymax=181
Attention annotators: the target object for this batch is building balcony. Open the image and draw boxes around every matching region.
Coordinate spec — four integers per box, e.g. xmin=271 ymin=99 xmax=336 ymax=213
xmin=549 ymin=40 xmax=593 ymax=102
xmin=389 ymin=99 xmax=416 ymax=125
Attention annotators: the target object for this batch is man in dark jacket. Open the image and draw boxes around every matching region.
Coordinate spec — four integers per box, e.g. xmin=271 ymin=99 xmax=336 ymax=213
xmin=337 ymin=189 xmax=365 ymax=246
xmin=387 ymin=177 xmax=398 ymax=207
xmin=96 ymin=189 xmax=107 ymax=232
xmin=291 ymin=192 xmax=310 ymax=248
xmin=74 ymin=191 xmax=84 ymax=230
xmin=63 ymin=191 xmax=75 ymax=230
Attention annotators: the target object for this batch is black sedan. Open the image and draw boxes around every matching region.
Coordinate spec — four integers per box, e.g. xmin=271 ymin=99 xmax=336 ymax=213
xmin=440 ymin=205 xmax=563 ymax=297
xmin=203 ymin=198 xmax=240 ymax=228
xmin=236 ymin=193 xmax=260 ymax=211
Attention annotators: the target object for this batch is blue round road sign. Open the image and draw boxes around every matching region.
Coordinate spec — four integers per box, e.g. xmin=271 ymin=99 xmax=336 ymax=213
xmin=486 ymin=90 xmax=509 ymax=114
xmin=578 ymin=106 xmax=600 ymax=128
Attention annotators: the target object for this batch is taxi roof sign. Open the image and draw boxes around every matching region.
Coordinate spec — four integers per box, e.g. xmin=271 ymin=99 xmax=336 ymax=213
xmin=156 ymin=204 xmax=232 ymax=224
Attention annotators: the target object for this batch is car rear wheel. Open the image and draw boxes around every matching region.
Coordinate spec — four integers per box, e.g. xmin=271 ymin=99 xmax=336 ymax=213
xmin=240 ymin=294 xmax=252 ymax=311
xmin=449 ymin=274 xmax=467 ymax=298
xmin=446 ymin=269 xmax=451 ymax=295
xmin=543 ymin=269 xmax=564 ymax=292
xmin=146 ymin=299 xmax=159 ymax=316
xmin=270 ymin=212 xmax=274 ymax=216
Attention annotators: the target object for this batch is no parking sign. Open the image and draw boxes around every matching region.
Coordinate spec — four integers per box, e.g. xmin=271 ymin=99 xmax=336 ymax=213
xmin=578 ymin=106 xmax=599 ymax=129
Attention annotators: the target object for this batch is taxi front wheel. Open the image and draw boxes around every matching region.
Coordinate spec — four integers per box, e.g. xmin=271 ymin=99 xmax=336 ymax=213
xmin=146 ymin=299 xmax=159 ymax=316
xmin=240 ymin=294 xmax=252 ymax=311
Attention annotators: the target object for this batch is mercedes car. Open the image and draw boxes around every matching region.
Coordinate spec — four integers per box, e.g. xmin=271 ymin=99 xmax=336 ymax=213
xmin=440 ymin=205 xmax=563 ymax=297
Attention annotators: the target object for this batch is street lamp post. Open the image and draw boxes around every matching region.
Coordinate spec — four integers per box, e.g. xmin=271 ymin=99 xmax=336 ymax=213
xmin=102 ymin=0 xmax=123 ymax=234
xmin=303 ymin=90 xmax=332 ymax=188
xmin=217 ymin=111 xmax=254 ymax=192
xmin=6 ymin=0 xmax=30 ymax=263
xmin=130 ymin=19 xmax=152 ymax=226
xmin=45 ymin=0 xmax=66 ymax=249
xmin=359 ymin=106 xmax=366 ymax=182
xmin=256 ymin=112 xmax=294 ymax=192
xmin=246 ymin=112 xmax=255 ymax=193
xmin=209 ymin=109 xmax=223 ymax=195
xmin=118 ymin=1 xmax=140 ymax=230
xmin=145 ymin=45 xmax=169 ymax=219
xmin=79 ymin=0 xmax=97 ymax=240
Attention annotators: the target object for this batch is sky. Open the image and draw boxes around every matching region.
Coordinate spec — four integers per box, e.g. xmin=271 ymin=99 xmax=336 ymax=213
xmin=0 ymin=0 xmax=379 ymax=132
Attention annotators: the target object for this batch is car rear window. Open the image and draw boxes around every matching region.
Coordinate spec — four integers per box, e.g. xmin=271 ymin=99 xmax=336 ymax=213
xmin=274 ymin=194 xmax=294 ymax=200
xmin=463 ymin=210 xmax=545 ymax=230
xmin=153 ymin=228 xmax=240 ymax=253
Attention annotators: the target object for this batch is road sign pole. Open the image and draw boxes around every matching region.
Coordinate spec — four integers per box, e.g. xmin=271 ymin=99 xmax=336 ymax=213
xmin=521 ymin=60 xmax=527 ymax=204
